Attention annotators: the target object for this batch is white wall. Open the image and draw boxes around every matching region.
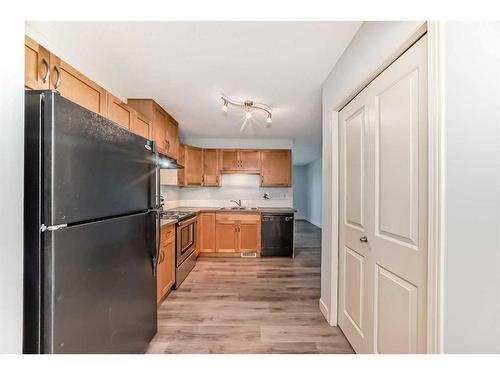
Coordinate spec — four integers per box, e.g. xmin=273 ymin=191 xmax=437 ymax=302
xmin=0 ymin=25 xmax=24 ymax=353
xmin=320 ymin=21 xmax=425 ymax=323
xmin=305 ymin=158 xmax=322 ymax=227
xmin=292 ymin=165 xmax=308 ymax=219
xmin=292 ymin=159 xmax=322 ymax=225
xmin=443 ymin=22 xmax=500 ymax=354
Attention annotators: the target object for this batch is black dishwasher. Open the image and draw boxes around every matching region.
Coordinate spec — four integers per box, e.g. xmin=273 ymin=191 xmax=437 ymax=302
xmin=261 ymin=213 xmax=294 ymax=257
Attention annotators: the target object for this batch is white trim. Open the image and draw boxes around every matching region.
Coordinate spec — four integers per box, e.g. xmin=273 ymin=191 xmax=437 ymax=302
xmin=327 ymin=22 xmax=445 ymax=353
xmin=319 ymin=298 xmax=330 ymax=322
xmin=328 ymin=112 xmax=340 ymax=326
xmin=426 ymin=21 xmax=446 ymax=354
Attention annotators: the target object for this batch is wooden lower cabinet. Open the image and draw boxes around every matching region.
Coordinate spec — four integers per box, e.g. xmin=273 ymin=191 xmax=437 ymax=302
xmin=157 ymin=224 xmax=175 ymax=305
xmin=215 ymin=218 xmax=239 ymax=253
xmin=239 ymin=221 xmax=261 ymax=252
xmin=198 ymin=213 xmax=216 ymax=253
xmin=214 ymin=213 xmax=261 ymax=254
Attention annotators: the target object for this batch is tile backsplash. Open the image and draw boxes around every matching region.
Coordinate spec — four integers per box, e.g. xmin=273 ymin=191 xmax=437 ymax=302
xmin=161 ymin=174 xmax=292 ymax=208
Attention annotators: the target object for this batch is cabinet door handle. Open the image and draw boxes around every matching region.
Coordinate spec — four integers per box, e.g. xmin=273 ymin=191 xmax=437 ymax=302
xmin=41 ymin=58 xmax=50 ymax=83
xmin=53 ymin=66 xmax=61 ymax=89
xmin=216 ymin=176 xmax=219 ymax=185
xmin=261 ymin=175 xmax=264 ymax=185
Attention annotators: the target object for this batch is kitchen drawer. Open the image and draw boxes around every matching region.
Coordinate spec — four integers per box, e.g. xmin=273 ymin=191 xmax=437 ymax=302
xmin=161 ymin=224 xmax=175 ymax=243
xmin=215 ymin=213 xmax=260 ymax=222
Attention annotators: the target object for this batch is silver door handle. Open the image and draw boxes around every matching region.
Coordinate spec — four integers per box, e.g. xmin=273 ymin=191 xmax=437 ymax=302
xmin=41 ymin=58 xmax=50 ymax=83
xmin=53 ymin=66 xmax=62 ymax=89
xmin=360 ymin=236 xmax=368 ymax=243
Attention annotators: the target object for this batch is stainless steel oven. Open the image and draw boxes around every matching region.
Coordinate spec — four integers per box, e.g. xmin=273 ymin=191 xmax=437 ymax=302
xmin=174 ymin=215 xmax=197 ymax=288
xmin=160 ymin=210 xmax=197 ymax=289
xmin=176 ymin=216 xmax=196 ymax=266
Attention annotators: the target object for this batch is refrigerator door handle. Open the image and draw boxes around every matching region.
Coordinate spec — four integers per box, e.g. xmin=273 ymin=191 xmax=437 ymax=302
xmin=150 ymin=208 xmax=161 ymax=276
xmin=40 ymin=223 xmax=68 ymax=232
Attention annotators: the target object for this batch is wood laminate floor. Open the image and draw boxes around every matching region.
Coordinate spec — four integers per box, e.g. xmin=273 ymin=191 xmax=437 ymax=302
xmin=147 ymin=220 xmax=354 ymax=354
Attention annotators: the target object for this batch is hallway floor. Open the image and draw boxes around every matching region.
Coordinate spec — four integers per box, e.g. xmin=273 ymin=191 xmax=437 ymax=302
xmin=147 ymin=220 xmax=353 ymax=354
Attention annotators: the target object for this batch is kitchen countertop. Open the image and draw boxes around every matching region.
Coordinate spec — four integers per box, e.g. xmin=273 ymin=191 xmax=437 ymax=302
xmin=164 ymin=206 xmax=297 ymax=214
xmin=160 ymin=218 xmax=177 ymax=227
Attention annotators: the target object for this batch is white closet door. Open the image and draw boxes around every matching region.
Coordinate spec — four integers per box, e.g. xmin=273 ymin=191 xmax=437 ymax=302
xmin=338 ymin=87 xmax=373 ymax=353
xmin=338 ymin=35 xmax=428 ymax=354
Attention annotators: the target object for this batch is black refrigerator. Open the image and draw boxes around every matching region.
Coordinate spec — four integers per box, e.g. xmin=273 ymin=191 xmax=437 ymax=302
xmin=24 ymin=91 xmax=159 ymax=353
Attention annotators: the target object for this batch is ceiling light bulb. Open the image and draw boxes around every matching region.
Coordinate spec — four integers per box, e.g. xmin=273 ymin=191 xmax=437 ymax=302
xmin=266 ymin=115 xmax=272 ymax=124
xmin=245 ymin=111 xmax=252 ymax=119
xmin=221 ymin=102 xmax=228 ymax=113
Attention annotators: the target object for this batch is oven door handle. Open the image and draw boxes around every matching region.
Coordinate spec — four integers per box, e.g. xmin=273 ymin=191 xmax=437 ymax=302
xmin=178 ymin=216 xmax=197 ymax=229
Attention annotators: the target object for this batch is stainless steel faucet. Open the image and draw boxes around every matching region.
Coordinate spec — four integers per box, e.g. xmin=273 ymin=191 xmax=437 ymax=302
xmin=230 ymin=199 xmax=242 ymax=207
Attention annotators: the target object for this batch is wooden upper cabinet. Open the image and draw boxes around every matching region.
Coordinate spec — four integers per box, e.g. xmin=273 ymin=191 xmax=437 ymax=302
xmin=25 ymin=36 xmax=50 ymax=90
xmin=220 ymin=149 xmax=260 ymax=173
xmin=184 ymin=145 xmax=203 ymax=186
xmin=127 ymin=99 xmax=179 ymax=158
xmin=198 ymin=213 xmax=216 ymax=253
xmin=164 ymin=115 xmax=179 ymax=160
xmin=203 ymin=149 xmax=220 ymax=186
xmin=49 ymin=53 xmax=107 ymax=116
xmin=132 ymin=111 xmax=152 ymax=139
xmin=220 ymin=150 xmax=239 ymax=172
xmin=239 ymin=150 xmax=261 ymax=172
xmin=153 ymin=106 xmax=168 ymax=153
xmin=177 ymin=143 xmax=186 ymax=186
xmin=106 ymin=93 xmax=135 ymax=131
xmin=260 ymin=149 xmax=292 ymax=187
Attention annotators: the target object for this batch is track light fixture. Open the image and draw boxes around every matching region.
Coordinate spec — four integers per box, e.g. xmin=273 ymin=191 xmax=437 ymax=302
xmin=220 ymin=95 xmax=272 ymax=131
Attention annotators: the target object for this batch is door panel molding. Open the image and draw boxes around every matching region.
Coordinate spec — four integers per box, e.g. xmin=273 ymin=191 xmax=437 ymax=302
xmin=343 ymin=246 xmax=365 ymax=336
xmin=373 ymin=265 xmax=418 ymax=354
xmin=374 ymin=69 xmax=420 ymax=247
xmin=344 ymin=107 xmax=366 ymax=231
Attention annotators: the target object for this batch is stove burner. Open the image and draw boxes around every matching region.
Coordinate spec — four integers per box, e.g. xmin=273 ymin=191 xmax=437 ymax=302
xmin=160 ymin=211 xmax=196 ymax=222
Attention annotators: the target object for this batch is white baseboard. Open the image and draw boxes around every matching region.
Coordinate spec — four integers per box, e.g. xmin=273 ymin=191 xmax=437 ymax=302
xmin=319 ymin=298 xmax=330 ymax=323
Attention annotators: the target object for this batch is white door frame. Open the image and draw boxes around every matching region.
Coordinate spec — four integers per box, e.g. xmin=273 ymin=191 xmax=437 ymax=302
xmin=326 ymin=21 xmax=445 ymax=354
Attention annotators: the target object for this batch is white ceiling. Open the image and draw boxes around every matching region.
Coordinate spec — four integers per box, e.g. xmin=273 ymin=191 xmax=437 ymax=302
xmin=26 ymin=21 xmax=361 ymax=165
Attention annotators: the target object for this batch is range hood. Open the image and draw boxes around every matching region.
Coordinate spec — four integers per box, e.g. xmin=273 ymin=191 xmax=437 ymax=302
xmin=157 ymin=153 xmax=184 ymax=169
